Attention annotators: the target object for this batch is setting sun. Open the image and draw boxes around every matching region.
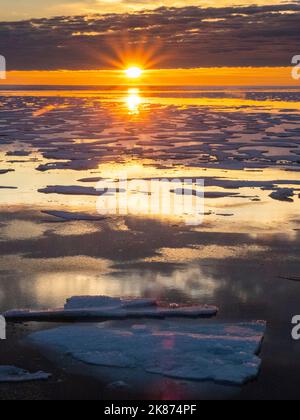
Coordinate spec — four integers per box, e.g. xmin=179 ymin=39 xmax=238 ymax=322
xmin=125 ymin=67 xmax=143 ymax=79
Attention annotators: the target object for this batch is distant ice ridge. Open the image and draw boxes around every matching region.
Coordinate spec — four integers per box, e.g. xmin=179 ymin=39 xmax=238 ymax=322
xmin=3 ymin=296 xmax=218 ymax=322
xmin=28 ymin=320 xmax=266 ymax=385
xmin=0 ymin=366 xmax=50 ymax=383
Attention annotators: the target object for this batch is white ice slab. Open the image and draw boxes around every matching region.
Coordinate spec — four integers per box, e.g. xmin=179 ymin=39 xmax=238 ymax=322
xmin=3 ymin=296 xmax=218 ymax=322
xmin=0 ymin=366 xmax=50 ymax=383
xmin=28 ymin=321 xmax=266 ymax=385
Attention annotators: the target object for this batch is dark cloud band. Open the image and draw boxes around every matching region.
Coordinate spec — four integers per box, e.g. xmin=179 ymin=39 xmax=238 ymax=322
xmin=1 ymin=4 xmax=300 ymax=69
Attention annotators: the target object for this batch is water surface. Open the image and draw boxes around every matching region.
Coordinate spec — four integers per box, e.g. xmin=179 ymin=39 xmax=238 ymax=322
xmin=0 ymin=87 xmax=300 ymax=399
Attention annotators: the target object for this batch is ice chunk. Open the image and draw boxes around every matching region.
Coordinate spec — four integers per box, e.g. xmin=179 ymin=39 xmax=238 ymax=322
xmin=28 ymin=321 xmax=266 ymax=385
xmin=0 ymin=186 xmax=17 ymax=189
xmin=6 ymin=150 xmax=31 ymax=157
xmin=64 ymin=296 xmax=122 ymax=310
xmin=64 ymin=296 xmax=157 ymax=310
xmin=78 ymin=177 xmax=103 ymax=183
xmin=38 ymin=186 xmax=125 ymax=196
xmin=36 ymin=159 xmax=100 ymax=172
xmin=3 ymin=296 xmax=218 ymax=322
xmin=42 ymin=210 xmax=107 ymax=222
xmin=0 ymin=169 xmax=14 ymax=175
xmin=171 ymin=188 xmax=239 ymax=199
xmin=38 ymin=186 xmax=100 ymax=196
xmin=106 ymin=381 xmax=131 ymax=391
xmin=0 ymin=366 xmax=50 ymax=383
xmin=269 ymin=188 xmax=294 ymax=202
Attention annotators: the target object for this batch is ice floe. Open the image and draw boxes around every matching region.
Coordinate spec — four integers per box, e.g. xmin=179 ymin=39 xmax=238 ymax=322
xmin=0 ymin=186 xmax=17 ymax=190
xmin=6 ymin=150 xmax=31 ymax=157
xmin=171 ymin=188 xmax=238 ymax=199
xmin=42 ymin=210 xmax=107 ymax=222
xmin=36 ymin=159 xmax=101 ymax=172
xmin=0 ymin=169 xmax=14 ymax=175
xmin=0 ymin=366 xmax=50 ymax=383
xmin=38 ymin=185 xmax=101 ymax=196
xmin=3 ymin=296 xmax=218 ymax=322
xmin=269 ymin=188 xmax=294 ymax=202
xmin=78 ymin=177 xmax=103 ymax=183
xmin=38 ymin=186 xmax=125 ymax=196
xmin=28 ymin=320 xmax=266 ymax=385
xmin=105 ymin=381 xmax=131 ymax=391
xmin=2 ymin=95 xmax=300 ymax=173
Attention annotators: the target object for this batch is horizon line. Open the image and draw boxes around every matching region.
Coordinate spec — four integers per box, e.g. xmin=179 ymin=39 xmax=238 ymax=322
xmin=1 ymin=67 xmax=299 ymax=87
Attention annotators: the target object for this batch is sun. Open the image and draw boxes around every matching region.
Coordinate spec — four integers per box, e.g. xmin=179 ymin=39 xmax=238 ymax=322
xmin=125 ymin=67 xmax=143 ymax=79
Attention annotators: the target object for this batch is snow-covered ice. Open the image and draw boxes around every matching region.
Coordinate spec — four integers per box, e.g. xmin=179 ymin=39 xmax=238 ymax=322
xmin=28 ymin=320 xmax=266 ymax=385
xmin=0 ymin=366 xmax=50 ymax=383
xmin=3 ymin=296 xmax=218 ymax=321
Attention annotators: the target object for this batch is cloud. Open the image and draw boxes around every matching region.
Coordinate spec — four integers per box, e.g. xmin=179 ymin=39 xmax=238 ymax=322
xmin=0 ymin=3 xmax=299 ymax=69
xmin=0 ymin=1 xmax=289 ymax=21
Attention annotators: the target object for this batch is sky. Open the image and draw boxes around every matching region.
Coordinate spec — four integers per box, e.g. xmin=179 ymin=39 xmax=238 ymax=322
xmin=0 ymin=1 xmax=290 ymax=21
xmin=2 ymin=68 xmax=296 ymax=86
xmin=0 ymin=1 xmax=299 ymax=85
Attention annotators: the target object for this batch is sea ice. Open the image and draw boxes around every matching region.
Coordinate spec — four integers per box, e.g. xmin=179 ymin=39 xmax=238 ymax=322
xmin=171 ymin=188 xmax=239 ymax=199
xmin=2 ymin=96 xmax=300 ymax=173
xmin=6 ymin=150 xmax=31 ymax=157
xmin=28 ymin=320 xmax=266 ymax=385
xmin=106 ymin=381 xmax=131 ymax=391
xmin=78 ymin=177 xmax=103 ymax=183
xmin=0 ymin=169 xmax=14 ymax=175
xmin=38 ymin=186 xmax=125 ymax=196
xmin=0 ymin=366 xmax=50 ymax=383
xmin=38 ymin=185 xmax=102 ymax=196
xmin=269 ymin=188 xmax=294 ymax=202
xmin=36 ymin=159 xmax=100 ymax=172
xmin=42 ymin=210 xmax=107 ymax=222
xmin=3 ymin=296 xmax=218 ymax=321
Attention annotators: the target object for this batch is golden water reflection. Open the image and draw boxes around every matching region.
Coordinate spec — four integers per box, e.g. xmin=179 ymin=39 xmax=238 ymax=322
xmin=126 ymin=88 xmax=142 ymax=114
xmin=2 ymin=89 xmax=300 ymax=113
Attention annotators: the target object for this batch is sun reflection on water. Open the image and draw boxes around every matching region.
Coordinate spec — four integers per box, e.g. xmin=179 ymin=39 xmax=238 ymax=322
xmin=126 ymin=88 xmax=142 ymax=114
